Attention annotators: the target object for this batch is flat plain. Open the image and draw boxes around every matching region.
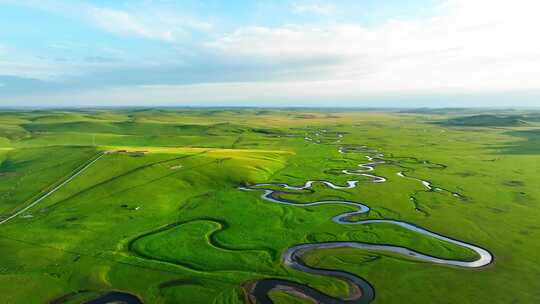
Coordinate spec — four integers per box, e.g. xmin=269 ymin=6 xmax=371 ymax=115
xmin=0 ymin=108 xmax=539 ymax=303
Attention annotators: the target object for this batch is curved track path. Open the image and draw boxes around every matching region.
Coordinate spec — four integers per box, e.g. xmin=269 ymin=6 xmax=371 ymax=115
xmin=241 ymin=141 xmax=492 ymax=304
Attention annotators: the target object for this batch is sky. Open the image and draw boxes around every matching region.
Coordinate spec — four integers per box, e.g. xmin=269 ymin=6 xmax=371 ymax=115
xmin=0 ymin=0 xmax=539 ymax=108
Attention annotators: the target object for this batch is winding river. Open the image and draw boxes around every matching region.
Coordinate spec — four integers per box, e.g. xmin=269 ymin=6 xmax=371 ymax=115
xmin=241 ymin=139 xmax=493 ymax=303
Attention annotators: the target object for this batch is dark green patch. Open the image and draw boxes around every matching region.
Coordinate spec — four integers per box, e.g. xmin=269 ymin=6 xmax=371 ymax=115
xmin=500 ymin=129 xmax=540 ymax=154
xmin=438 ymin=114 xmax=526 ymax=127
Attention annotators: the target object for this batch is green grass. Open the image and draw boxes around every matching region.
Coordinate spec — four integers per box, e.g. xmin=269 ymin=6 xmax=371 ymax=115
xmin=130 ymin=219 xmax=275 ymax=272
xmin=500 ymin=129 xmax=540 ymax=154
xmin=0 ymin=108 xmax=539 ymax=303
xmin=437 ymin=114 xmax=527 ymax=127
xmin=0 ymin=146 xmax=97 ymax=215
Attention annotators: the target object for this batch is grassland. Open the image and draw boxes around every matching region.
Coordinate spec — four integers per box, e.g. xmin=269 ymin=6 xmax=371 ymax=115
xmin=0 ymin=108 xmax=539 ymax=303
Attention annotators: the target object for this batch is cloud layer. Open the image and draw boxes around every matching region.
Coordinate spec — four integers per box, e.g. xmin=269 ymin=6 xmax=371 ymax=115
xmin=1 ymin=0 xmax=539 ymax=106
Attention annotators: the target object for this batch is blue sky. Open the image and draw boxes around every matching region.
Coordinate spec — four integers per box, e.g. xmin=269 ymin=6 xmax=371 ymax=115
xmin=0 ymin=0 xmax=539 ymax=107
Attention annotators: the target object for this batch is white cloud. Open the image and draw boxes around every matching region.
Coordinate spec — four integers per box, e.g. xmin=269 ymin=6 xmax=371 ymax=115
xmin=293 ymin=2 xmax=336 ymax=15
xmin=206 ymin=0 xmax=540 ymax=95
xmin=88 ymin=5 xmax=212 ymax=42
xmin=2 ymin=0 xmax=540 ymax=106
xmin=0 ymin=1 xmax=212 ymax=42
xmin=0 ymin=58 xmax=62 ymax=80
xmin=9 ymin=81 xmax=540 ymax=108
xmin=89 ymin=8 xmax=176 ymax=42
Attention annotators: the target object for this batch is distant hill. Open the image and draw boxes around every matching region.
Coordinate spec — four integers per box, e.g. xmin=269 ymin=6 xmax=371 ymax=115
xmin=400 ymin=108 xmax=471 ymax=115
xmin=439 ymin=114 xmax=527 ymax=127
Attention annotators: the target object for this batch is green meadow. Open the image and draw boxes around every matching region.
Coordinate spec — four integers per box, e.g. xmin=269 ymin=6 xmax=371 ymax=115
xmin=0 ymin=108 xmax=539 ymax=303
